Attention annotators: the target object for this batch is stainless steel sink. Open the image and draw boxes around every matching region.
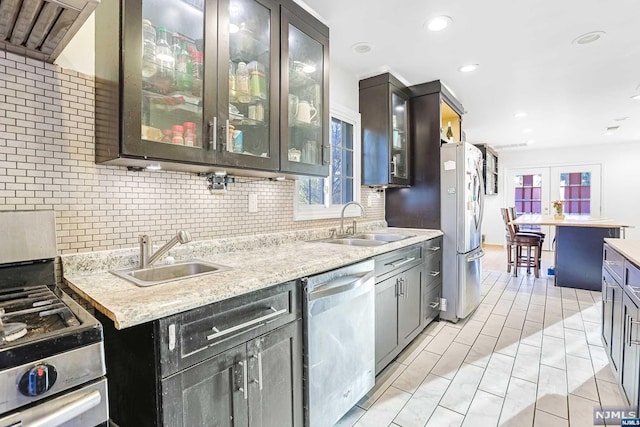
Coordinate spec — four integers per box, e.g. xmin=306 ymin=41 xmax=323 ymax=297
xmin=351 ymin=233 xmax=413 ymax=242
xmin=322 ymin=238 xmax=387 ymax=247
xmin=319 ymin=233 xmax=413 ymax=247
xmin=111 ymin=260 xmax=230 ymax=287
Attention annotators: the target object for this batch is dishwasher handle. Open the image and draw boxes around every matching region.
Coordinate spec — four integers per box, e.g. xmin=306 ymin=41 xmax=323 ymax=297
xmin=308 ymin=270 xmax=374 ymax=301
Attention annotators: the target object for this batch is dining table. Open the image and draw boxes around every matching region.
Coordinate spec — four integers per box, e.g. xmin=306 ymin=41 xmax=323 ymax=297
xmin=511 ymin=214 xmax=632 ymax=291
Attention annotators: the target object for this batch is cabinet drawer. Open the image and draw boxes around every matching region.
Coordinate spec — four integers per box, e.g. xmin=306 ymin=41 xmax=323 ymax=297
xmin=626 ymin=260 xmax=640 ymax=288
xmin=158 ymin=281 xmax=300 ymax=377
xmin=604 ymin=243 xmax=625 ymax=282
xmin=423 ymin=282 xmax=441 ymax=325
xmin=375 ymin=244 xmax=423 ymax=279
xmin=424 ymin=253 xmax=442 ymax=286
xmin=424 ymin=237 xmax=442 ymax=256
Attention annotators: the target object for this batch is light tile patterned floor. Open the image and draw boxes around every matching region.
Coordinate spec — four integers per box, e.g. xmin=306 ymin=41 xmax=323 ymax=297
xmin=336 ymin=270 xmax=626 ymax=427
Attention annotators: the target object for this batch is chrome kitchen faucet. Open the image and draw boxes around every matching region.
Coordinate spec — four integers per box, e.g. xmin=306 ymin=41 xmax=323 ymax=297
xmin=139 ymin=230 xmax=192 ymax=268
xmin=339 ymin=201 xmax=364 ymax=236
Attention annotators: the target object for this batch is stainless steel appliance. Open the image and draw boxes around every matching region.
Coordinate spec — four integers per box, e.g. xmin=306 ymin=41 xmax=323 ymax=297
xmin=302 ymin=260 xmax=375 ymax=427
xmin=0 ymin=211 xmax=108 ymax=426
xmin=440 ymin=142 xmax=485 ymax=322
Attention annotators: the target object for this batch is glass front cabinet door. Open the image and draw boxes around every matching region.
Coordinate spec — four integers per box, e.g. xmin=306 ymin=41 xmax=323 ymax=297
xmin=216 ymin=0 xmax=280 ymax=171
xmin=390 ymin=91 xmax=409 ymax=184
xmin=114 ymin=0 xmax=216 ymax=166
xmin=279 ymin=6 xmax=330 ymax=177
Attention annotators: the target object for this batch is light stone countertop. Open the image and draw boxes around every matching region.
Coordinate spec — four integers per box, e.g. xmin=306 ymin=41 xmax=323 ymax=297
xmin=62 ymin=227 xmax=442 ymax=329
xmin=513 ymin=214 xmax=632 ymax=228
xmin=605 ymin=239 xmax=640 ymax=267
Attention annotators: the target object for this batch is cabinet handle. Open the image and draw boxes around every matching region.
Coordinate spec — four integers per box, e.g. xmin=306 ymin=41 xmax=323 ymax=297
xmin=389 ymin=257 xmax=416 ymax=268
xmin=168 ymin=324 xmax=176 ymax=352
xmin=429 ymin=301 xmax=440 ymax=309
xmin=253 ymin=352 xmax=263 ymax=391
xmin=602 ymin=280 xmax=616 ymax=303
xmin=209 ymin=117 xmax=217 ymax=151
xmin=427 ymin=246 xmax=441 ymax=252
xmin=390 ymin=157 xmax=397 ymax=176
xmin=322 ymin=144 xmax=330 ymax=165
xmin=207 ymin=307 xmax=287 ymax=341
xmin=238 ymin=360 xmax=248 ymax=400
xmin=224 ymin=119 xmax=230 ymax=152
xmin=630 ymin=317 xmax=640 ymax=346
xmin=429 ymin=271 xmax=441 ymax=277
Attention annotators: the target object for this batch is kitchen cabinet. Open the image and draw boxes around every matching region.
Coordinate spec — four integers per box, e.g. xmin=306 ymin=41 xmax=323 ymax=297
xmin=359 ymin=73 xmax=411 ymax=186
xmin=95 ymin=0 xmax=328 ymax=177
xmin=422 ymin=237 xmax=443 ymax=326
xmin=98 ymin=281 xmax=302 ymax=427
xmin=385 ymin=80 xmax=464 ymax=229
xmin=474 ymin=144 xmax=499 ymax=195
xmin=621 ymin=291 xmax=639 ymax=412
xmin=374 ymin=243 xmax=424 ymax=374
xmin=279 ymin=6 xmax=330 ymax=177
xmin=601 ymin=242 xmax=640 ymax=411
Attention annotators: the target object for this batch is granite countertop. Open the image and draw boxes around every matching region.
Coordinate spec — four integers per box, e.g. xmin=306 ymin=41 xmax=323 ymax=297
xmin=513 ymin=214 xmax=632 ymax=228
xmin=605 ymin=239 xmax=640 ymax=267
xmin=62 ymin=226 xmax=442 ymax=329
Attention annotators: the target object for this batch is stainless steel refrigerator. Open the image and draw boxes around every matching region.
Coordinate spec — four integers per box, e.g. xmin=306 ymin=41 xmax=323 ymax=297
xmin=440 ymin=142 xmax=485 ymax=322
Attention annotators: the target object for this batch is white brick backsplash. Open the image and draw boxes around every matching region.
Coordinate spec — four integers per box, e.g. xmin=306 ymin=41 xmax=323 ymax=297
xmin=0 ymin=51 xmax=386 ymax=261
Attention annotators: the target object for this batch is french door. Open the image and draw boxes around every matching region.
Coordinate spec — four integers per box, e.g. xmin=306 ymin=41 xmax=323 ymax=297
xmin=506 ymin=164 xmax=601 ymax=251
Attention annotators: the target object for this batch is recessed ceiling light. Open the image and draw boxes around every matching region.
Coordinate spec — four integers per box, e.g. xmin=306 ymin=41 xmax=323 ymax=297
xmin=351 ymin=42 xmax=373 ymax=54
xmin=458 ymin=64 xmax=478 ymax=73
xmin=602 ymin=131 xmax=614 ymax=136
xmin=426 ymin=16 xmax=453 ymax=32
xmin=572 ymin=31 xmax=606 ymax=45
xmin=614 ymin=117 xmax=629 ymax=121
xmin=632 ymin=94 xmax=640 ymax=100
xmin=522 ymin=128 xmax=533 ymax=134
xmin=514 ymin=112 xmax=527 ymax=118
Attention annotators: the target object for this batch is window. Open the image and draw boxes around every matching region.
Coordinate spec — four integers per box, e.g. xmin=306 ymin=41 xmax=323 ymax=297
xmin=294 ymin=104 xmax=361 ymax=220
xmin=559 ymin=172 xmax=591 ymax=214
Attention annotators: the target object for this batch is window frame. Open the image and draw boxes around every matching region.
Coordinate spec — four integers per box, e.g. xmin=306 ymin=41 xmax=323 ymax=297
xmin=293 ymin=103 xmax=361 ymax=221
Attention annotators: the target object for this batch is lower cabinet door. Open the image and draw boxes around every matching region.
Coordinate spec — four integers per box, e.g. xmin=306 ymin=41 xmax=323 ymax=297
xmin=398 ymin=265 xmax=422 ymax=343
xmin=611 ymin=282 xmax=624 ymax=375
xmin=621 ymin=293 xmax=639 ymax=410
xmin=375 ymin=275 xmax=399 ymax=373
xmin=602 ymin=270 xmax=615 ymax=351
xmin=247 ymin=320 xmax=303 ymax=427
xmin=161 ymin=344 xmax=249 ymax=427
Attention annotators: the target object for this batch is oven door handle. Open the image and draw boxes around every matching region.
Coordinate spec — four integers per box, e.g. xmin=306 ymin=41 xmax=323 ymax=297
xmin=24 ymin=390 xmax=101 ymax=427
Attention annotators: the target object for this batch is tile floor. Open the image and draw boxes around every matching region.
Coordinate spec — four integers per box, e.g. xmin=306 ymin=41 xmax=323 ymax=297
xmin=336 ymin=269 xmax=626 ymax=427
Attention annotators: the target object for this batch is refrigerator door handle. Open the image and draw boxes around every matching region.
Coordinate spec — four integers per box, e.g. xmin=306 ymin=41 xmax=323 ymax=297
xmin=466 ymin=251 xmax=485 ymax=262
xmin=476 ymin=162 xmax=485 ymax=230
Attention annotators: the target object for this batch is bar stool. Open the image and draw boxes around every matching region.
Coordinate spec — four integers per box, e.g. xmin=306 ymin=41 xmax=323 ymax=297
xmin=501 ymin=208 xmax=542 ymax=278
xmin=508 ymin=206 xmax=545 ymax=266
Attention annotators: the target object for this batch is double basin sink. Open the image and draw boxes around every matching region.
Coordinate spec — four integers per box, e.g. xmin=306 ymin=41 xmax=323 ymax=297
xmin=320 ymin=232 xmax=413 ymax=247
xmin=111 ymin=233 xmax=412 ymax=287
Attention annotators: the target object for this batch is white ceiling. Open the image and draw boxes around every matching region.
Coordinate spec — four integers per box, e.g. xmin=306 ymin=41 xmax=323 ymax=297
xmin=301 ymin=0 xmax=640 ymax=151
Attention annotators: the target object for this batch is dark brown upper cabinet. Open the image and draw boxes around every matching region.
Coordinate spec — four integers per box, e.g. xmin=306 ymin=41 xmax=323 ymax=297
xmin=474 ymin=144 xmax=499 ymax=195
xmin=359 ymin=73 xmax=411 ymax=187
xmin=279 ymin=4 xmax=330 ymax=177
xmin=94 ymin=0 xmax=328 ymax=178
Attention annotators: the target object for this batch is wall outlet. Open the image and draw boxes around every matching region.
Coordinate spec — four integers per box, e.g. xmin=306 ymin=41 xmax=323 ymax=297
xmin=440 ymin=298 xmax=447 ymax=312
xmin=248 ymin=193 xmax=258 ymax=213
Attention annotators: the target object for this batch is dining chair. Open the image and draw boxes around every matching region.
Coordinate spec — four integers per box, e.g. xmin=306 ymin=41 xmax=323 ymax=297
xmin=501 ymin=208 xmax=542 ymax=278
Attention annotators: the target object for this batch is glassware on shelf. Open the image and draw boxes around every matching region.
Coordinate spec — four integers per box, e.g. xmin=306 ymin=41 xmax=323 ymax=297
xmin=176 ymin=40 xmax=193 ymax=91
xmin=155 ymin=26 xmax=175 ymax=93
xmin=229 ymin=61 xmax=237 ymax=102
xmin=142 ymin=20 xmax=157 ymax=78
xmin=236 ymin=61 xmax=250 ymax=103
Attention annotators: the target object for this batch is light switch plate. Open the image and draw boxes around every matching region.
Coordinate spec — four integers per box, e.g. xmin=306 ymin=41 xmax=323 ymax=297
xmin=248 ymin=193 xmax=258 ymax=213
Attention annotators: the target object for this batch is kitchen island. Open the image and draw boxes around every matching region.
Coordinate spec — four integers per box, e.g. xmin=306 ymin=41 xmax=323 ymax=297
xmin=512 ymin=214 xmax=631 ymax=290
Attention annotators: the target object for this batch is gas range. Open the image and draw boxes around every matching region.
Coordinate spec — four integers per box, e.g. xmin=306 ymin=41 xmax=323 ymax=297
xmin=0 ymin=265 xmax=108 ymax=426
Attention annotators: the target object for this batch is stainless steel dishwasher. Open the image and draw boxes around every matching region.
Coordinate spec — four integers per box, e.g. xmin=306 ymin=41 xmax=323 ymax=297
xmin=302 ymin=260 xmax=375 ymax=427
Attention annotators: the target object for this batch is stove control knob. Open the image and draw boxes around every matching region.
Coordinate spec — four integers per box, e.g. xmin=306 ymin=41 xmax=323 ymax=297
xmin=18 ymin=364 xmax=58 ymax=396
